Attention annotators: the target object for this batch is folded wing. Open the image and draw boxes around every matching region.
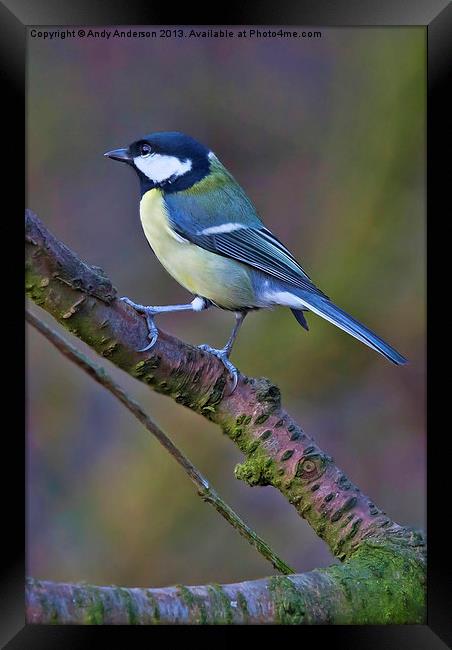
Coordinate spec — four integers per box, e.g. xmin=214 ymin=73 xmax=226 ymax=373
xmin=169 ymin=215 xmax=328 ymax=298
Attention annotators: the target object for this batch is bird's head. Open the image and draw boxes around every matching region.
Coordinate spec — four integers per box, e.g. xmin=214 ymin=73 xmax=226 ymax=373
xmin=104 ymin=131 xmax=212 ymax=193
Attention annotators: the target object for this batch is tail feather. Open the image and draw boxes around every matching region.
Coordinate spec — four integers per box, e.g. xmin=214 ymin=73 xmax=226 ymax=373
xmin=294 ymin=292 xmax=407 ymax=365
xmin=291 ymin=308 xmax=309 ymax=331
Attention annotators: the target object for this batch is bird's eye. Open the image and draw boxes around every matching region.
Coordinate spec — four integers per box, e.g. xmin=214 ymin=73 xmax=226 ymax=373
xmin=140 ymin=144 xmax=152 ymax=157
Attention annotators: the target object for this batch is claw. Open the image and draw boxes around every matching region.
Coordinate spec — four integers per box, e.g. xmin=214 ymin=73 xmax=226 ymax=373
xmin=120 ymin=297 xmax=159 ymax=353
xmin=198 ymin=344 xmax=239 ymax=393
xmin=137 ymin=327 xmax=158 ymax=352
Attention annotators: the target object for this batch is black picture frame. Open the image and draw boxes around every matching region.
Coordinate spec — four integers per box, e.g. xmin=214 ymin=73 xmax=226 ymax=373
xmin=5 ymin=0 xmax=449 ymax=646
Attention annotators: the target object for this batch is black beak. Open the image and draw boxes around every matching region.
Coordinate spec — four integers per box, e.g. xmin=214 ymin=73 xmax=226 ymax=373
xmin=104 ymin=147 xmax=132 ymax=163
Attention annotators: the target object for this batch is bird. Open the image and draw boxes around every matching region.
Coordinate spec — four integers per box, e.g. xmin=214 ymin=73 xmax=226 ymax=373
xmin=104 ymin=131 xmax=407 ymax=390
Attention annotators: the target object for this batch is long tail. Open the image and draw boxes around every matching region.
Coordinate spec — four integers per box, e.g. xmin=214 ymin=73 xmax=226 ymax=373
xmin=291 ymin=291 xmax=407 ymax=365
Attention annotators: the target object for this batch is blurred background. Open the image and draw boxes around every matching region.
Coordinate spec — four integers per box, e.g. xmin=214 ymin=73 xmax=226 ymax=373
xmin=26 ymin=27 xmax=425 ymax=588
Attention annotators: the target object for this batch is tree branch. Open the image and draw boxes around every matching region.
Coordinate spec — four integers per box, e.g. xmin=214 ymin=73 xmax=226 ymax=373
xmin=25 ymin=209 xmax=426 ymax=624
xmin=26 ymin=533 xmax=424 ymax=625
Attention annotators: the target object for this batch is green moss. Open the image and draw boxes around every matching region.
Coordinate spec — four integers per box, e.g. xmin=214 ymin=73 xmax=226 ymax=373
xmin=85 ymin=590 xmax=105 ymax=625
xmin=325 ymin=541 xmax=426 ymax=624
xmin=177 ymin=584 xmax=195 ymax=607
xmin=234 ymin=450 xmax=275 ymax=486
xmin=230 ymin=427 xmax=243 ymax=441
xmin=266 ymin=540 xmax=425 ymax=625
xmin=223 ymin=413 xmax=255 ymax=443
xmin=233 ymin=413 xmax=252 ymax=429
xmin=268 ymin=576 xmax=306 ymax=624
xmin=25 ymin=275 xmax=47 ymax=306
xmin=207 ymin=584 xmax=233 ymax=624
xmin=236 ymin=591 xmax=249 ymax=622
xmin=146 ymin=590 xmax=161 ymax=623
xmin=177 ymin=585 xmax=208 ymax=624
xmin=117 ymin=588 xmax=139 ymax=625
xmin=247 ymin=440 xmax=260 ymax=454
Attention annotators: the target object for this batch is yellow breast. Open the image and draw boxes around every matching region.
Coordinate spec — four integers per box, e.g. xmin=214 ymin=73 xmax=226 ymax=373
xmin=139 ymin=189 xmax=254 ymax=309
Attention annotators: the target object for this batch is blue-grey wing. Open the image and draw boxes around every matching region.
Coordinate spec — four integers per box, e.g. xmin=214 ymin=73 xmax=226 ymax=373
xmin=195 ymin=227 xmax=328 ymax=298
xmin=164 ymin=192 xmax=328 ymax=298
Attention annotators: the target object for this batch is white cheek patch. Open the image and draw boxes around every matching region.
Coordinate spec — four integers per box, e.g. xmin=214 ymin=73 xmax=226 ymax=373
xmin=134 ymin=153 xmax=192 ymax=183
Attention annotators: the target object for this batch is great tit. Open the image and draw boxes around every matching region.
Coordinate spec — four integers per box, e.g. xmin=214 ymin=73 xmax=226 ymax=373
xmin=105 ymin=131 xmax=406 ymax=389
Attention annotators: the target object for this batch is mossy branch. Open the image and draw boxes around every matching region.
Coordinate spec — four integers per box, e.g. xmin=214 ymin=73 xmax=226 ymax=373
xmin=27 ymin=536 xmax=425 ymax=624
xmin=25 ymin=209 xmax=426 ymax=624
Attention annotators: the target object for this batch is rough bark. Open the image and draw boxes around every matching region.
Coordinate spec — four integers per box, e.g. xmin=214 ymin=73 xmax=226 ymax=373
xmin=25 ymin=209 xmax=426 ymax=624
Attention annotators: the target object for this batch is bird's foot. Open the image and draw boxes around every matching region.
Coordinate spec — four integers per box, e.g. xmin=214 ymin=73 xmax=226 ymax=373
xmin=197 ymin=344 xmax=239 ymax=392
xmin=120 ymin=297 xmax=159 ymax=352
